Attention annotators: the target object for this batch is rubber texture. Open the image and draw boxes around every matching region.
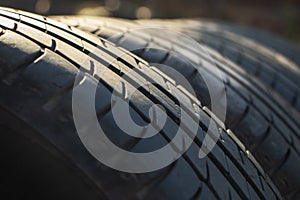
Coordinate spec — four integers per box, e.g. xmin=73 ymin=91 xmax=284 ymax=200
xmin=137 ymin=19 xmax=300 ymax=115
xmin=57 ymin=17 xmax=300 ymax=116
xmin=53 ymin=16 xmax=300 ymax=199
xmin=190 ymin=20 xmax=300 ymax=67
xmin=0 ymin=8 xmax=282 ymax=200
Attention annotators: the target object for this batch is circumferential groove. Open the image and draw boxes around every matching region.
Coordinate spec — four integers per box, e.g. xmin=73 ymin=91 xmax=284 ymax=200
xmin=0 ymin=9 xmax=284 ymax=200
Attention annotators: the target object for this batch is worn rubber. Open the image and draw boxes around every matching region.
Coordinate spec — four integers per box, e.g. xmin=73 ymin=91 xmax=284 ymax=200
xmin=54 ymin=16 xmax=300 ymax=199
xmin=189 ymin=20 xmax=300 ymax=67
xmin=137 ymin=19 xmax=300 ymax=114
xmin=58 ymin=16 xmax=300 ymax=114
xmin=0 ymin=8 xmax=282 ymax=200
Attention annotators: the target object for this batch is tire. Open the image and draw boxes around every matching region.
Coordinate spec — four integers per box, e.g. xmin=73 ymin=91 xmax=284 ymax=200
xmin=0 ymin=8 xmax=281 ymax=200
xmin=54 ymin=16 xmax=300 ymax=199
xmin=196 ymin=20 xmax=300 ymax=67
xmin=137 ymin=19 xmax=300 ymax=114
xmin=56 ymin=17 xmax=300 ymax=115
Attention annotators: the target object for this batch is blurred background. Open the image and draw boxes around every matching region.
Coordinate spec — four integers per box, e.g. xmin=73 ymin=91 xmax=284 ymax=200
xmin=1 ymin=0 xmax=299 ymax=44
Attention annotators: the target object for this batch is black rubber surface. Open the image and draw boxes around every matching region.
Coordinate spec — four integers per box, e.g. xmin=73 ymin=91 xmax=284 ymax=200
xmin=192 ymin=20 xmax=300 ymax=67
xmin=137 ymin=19 xmax=300 ymax=115
xmin=54 ymin=16 xmax=300 ymax=199
xmin=59 ymin=17 xmax=300 ymax=115
xmin=0 ymin=8 xmax=282 ymax=200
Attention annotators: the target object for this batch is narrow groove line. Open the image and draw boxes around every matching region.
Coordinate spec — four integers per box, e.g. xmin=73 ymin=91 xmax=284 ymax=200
xmin=186 ymin=68 xmax=200 ymax=80
xmin=210 ymin=138 xmax=268 ymax=200
xmin=136 ymin=162 xmax=177 ymax=199
xmin=194 ymin=29 xmax=300 ymax=85
xmin=69 ymin=18 xmax=282 ymax=197
xmin=250 ymin=125 xmax=272 ymax=152
xmin=193 ymin=134 xmax=263 ymax=200
xmin=253 ymin=60 xmax=262 ymax=77
xmin=96 ymin=102 xmax=113 ymax=119
xmin=7 ymin=8 xmax=288 ymax=175
xmin=1 ymin=50 xmax=45 ymax=85
xmin=50 ymin=39 xmax=57 ymax=51
xmin=229 ymin=83 xmax=300 ymax=152
xmin=0 ymin=13 xmax=214 ymax=135
xmin=87 ymin=49 xmax=183 ymax=110
xmin=228 ymin=189 xmax=232 ymax=200
xmin=291 ymin=91 xmax=299 ymax=107
xmin=269 ymin=149 xmax=291 ymax=176
xmin=37 ymin=19 xmax=278 ymax=198
xmin=0 ymin=27 xmax=5 ymax=36
xmin=150 ymin=29 xmax=300 ymax=133
xmin=170 ymin=38 xmax=300 ymax=144
xmin=216 ymin=57 xmax=300 ymax=131
xmin=0 ymin=11 xmax=280 ymax=199
xmin=90 ymin=27 xmax=101 ymax=34
xmin=159 ymin=51 xmax=171 ymax=64
xmin=190 ymin=186 xmax=202 ymax=200
xmin=149 ymin=36 xmax=300 ymax=138
xmin=99 ymin=78 xmax=222 ymax=199
xmin=43 ymin=79 xmax=75 ymax=111
xmin=231 ymin=104 xmax=250 ymax=131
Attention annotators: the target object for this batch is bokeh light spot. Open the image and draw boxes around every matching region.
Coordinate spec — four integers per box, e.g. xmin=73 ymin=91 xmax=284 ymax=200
xmin=136 ymin=6 xmax=152 ymax=19
xmin=35 ymin=0 xmax=51 ymax=14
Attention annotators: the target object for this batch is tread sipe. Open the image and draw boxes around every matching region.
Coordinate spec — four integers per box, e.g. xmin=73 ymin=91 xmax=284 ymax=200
xmin=0 ymin=8 xmax=281 ymax=200
xmin=54 ymin=16 xmax=300 ymax=199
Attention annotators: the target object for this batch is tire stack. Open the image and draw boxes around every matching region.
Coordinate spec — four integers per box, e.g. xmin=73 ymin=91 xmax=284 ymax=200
xmin=0 ymin=7 xmax=299 ymax=200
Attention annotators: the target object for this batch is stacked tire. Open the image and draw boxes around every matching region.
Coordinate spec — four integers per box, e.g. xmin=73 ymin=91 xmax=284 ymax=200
xmin=0 ymin=7 xmax=299 ymax=200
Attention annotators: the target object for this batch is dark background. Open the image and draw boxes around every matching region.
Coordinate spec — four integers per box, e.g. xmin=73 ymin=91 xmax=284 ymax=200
xmin=1 ymin=0 xmax=300 ymax=44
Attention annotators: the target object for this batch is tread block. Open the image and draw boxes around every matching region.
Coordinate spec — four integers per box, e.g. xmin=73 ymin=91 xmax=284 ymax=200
xmin=0 ymin=30 xmax=40 ymax=76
